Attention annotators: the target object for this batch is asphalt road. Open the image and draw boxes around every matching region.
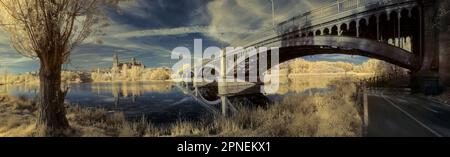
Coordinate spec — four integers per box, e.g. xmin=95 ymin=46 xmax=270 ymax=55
xmin=367 ymin=89 xmax=450 ymax=137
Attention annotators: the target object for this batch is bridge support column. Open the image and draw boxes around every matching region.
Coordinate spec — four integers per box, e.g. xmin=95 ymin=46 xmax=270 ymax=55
xmin=219 ymin=49 xmax=227 ymax=93
xmin=221 ymin=96 xmax=228 ymax=116
xmin=435 ymin=0 xmax=450 ymax=87
xmin=376 ymin=14 xmax=380 ymax=41
xmin=356 ymin=21 xmax=360 ymax=37
xmin=411 ymin=0 xmax=445 ymax=95
xmin=220 ymin=49 xmax=227 ymax=81
xmin=439 ymin=25 xmax=450 ymax=86
xmin=398 ymin=11 xmax=402 ymax=48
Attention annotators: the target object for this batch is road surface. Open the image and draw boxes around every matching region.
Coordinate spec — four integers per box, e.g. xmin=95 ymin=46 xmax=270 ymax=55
xmin=367 ymin=88 xmax=450 ymax=137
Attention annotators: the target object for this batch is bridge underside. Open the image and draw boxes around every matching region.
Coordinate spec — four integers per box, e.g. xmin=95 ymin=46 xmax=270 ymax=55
xmin=222 ymin=36 xmax=417 ymax=77
xmin=219 ymin=36 xmax=435 ymax=94
xmin=278 ymin=36 xmax=417 ymax=70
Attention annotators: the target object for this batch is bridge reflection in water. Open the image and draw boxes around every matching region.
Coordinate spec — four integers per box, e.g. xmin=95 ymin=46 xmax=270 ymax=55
xmin=177 ymin=81 xmax=272 ymax=117
xmin=177 ymin=74 xmax=355 ymax=116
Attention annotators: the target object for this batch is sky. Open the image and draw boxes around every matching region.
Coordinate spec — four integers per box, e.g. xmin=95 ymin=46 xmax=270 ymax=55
xmin=0 ymin=0 xmax=368 ymax=74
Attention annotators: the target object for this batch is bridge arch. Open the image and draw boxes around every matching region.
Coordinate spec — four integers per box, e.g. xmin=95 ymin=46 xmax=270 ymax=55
xmin=323 ymin=28 xmax=330 ymax=35
xmin=301 ymin=33 xmax=307 ymax=37
xmin=340 ymin=23 xmax=348 ymax=34
xmin=359 ymin=18 xmax=369 ymax=37
xmin=315 ymin=30 xmax=322 ymax=36
xmin=219 ymin=36 xmax=418 ymax=77
xmin=276 ymin=36 xmax=417 ymax=70
xmin=331 ymin=26 xmax=339 ymax=35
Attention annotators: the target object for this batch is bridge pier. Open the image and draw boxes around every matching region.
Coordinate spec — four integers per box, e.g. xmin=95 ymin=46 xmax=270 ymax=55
xmin=221 ymin=96 xmax=228 ymax=116
xmin=436 ymin=0 xmax=450 ymax=87
xmin=439 ymin=26 xmax=450 ymax=87
xmin=219 ymin=48 xmax=227 ymax=92
xmin=410 ymin=0 xmax=447 ymax=95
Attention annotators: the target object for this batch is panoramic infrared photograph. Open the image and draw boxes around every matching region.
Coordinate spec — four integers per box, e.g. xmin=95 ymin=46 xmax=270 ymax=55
xmin=0 ymin=0 xmax=449 ymax=145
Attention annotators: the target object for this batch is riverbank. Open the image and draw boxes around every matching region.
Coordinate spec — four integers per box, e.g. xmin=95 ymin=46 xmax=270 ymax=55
xmin=0 ymin=77 xmax=362 ymax=137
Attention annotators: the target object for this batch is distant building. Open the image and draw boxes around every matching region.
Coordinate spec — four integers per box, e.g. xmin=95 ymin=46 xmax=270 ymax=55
xmin=112 ymin=54 xmax=145 ymax=69
xmin=110 ymin=54 xmax=146 ymax=80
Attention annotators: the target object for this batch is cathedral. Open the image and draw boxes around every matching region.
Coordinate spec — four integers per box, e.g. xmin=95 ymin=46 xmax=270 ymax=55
xmin=112 ymin=54 xmax=145 ymax=70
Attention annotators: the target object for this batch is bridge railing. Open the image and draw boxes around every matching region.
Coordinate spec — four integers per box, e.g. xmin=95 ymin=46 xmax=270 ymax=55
xmin=230 ymin=0 xmax=413 ymax=49
xmin=229 ymin=0 xmax=366 ymax=48
xmin=341 ymin=0 xmax=363 ymax=12
xmin=277 ymin=0 xmax=379 ymax=34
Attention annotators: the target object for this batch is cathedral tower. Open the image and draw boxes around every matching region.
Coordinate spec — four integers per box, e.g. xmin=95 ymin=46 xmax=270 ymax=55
xmin=113 ymin=54 xmax=119 ymax=67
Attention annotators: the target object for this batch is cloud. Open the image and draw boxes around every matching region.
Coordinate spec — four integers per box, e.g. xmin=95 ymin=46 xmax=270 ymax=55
xmin=0 ymin=31 xmax=37 ymax=71
xmin=0 ymin=31 xmax=9 ymax=44
xmin=110 ymin=0 xmax=213 ymax=28
xmin=204 ymin=0 xmax=322 ymax=44
xmin=0 ymin=0 xmax=354 ymax=73
xmin=0 ymin=56 xmax=34 ymax=65
xmin=110 ymin=26 xmax=209 ymax=38
xmin=109 ymin=0 xmax=351 ymax=48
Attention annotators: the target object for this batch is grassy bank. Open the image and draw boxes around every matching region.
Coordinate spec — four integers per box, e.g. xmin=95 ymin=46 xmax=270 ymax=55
xmin=0 ymin=77 xmax=362 ymax=137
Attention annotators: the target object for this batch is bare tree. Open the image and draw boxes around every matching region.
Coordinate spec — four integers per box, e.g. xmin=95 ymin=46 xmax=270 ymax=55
xmin=0 ymin=0 xmax=123 ymax=136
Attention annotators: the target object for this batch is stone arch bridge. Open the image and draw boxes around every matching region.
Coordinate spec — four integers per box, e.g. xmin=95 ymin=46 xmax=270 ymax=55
xmin=192 ymin=0 xmax=450 ymax=95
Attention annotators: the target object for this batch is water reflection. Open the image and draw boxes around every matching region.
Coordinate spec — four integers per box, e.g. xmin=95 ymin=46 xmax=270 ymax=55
xmin=0 ymin=83 xmax=39 ymax=97
xmin=88 ymin=82 xmax=174 ymax=105
xmin=0 ymin=76 xmax=348 ymax=115
xmin=277 ymin=75 xmax=344 ymax=94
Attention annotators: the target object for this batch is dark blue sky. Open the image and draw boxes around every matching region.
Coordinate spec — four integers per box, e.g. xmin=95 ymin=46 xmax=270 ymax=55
xmin=0 ymin=0 xmax=368 ymax=73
